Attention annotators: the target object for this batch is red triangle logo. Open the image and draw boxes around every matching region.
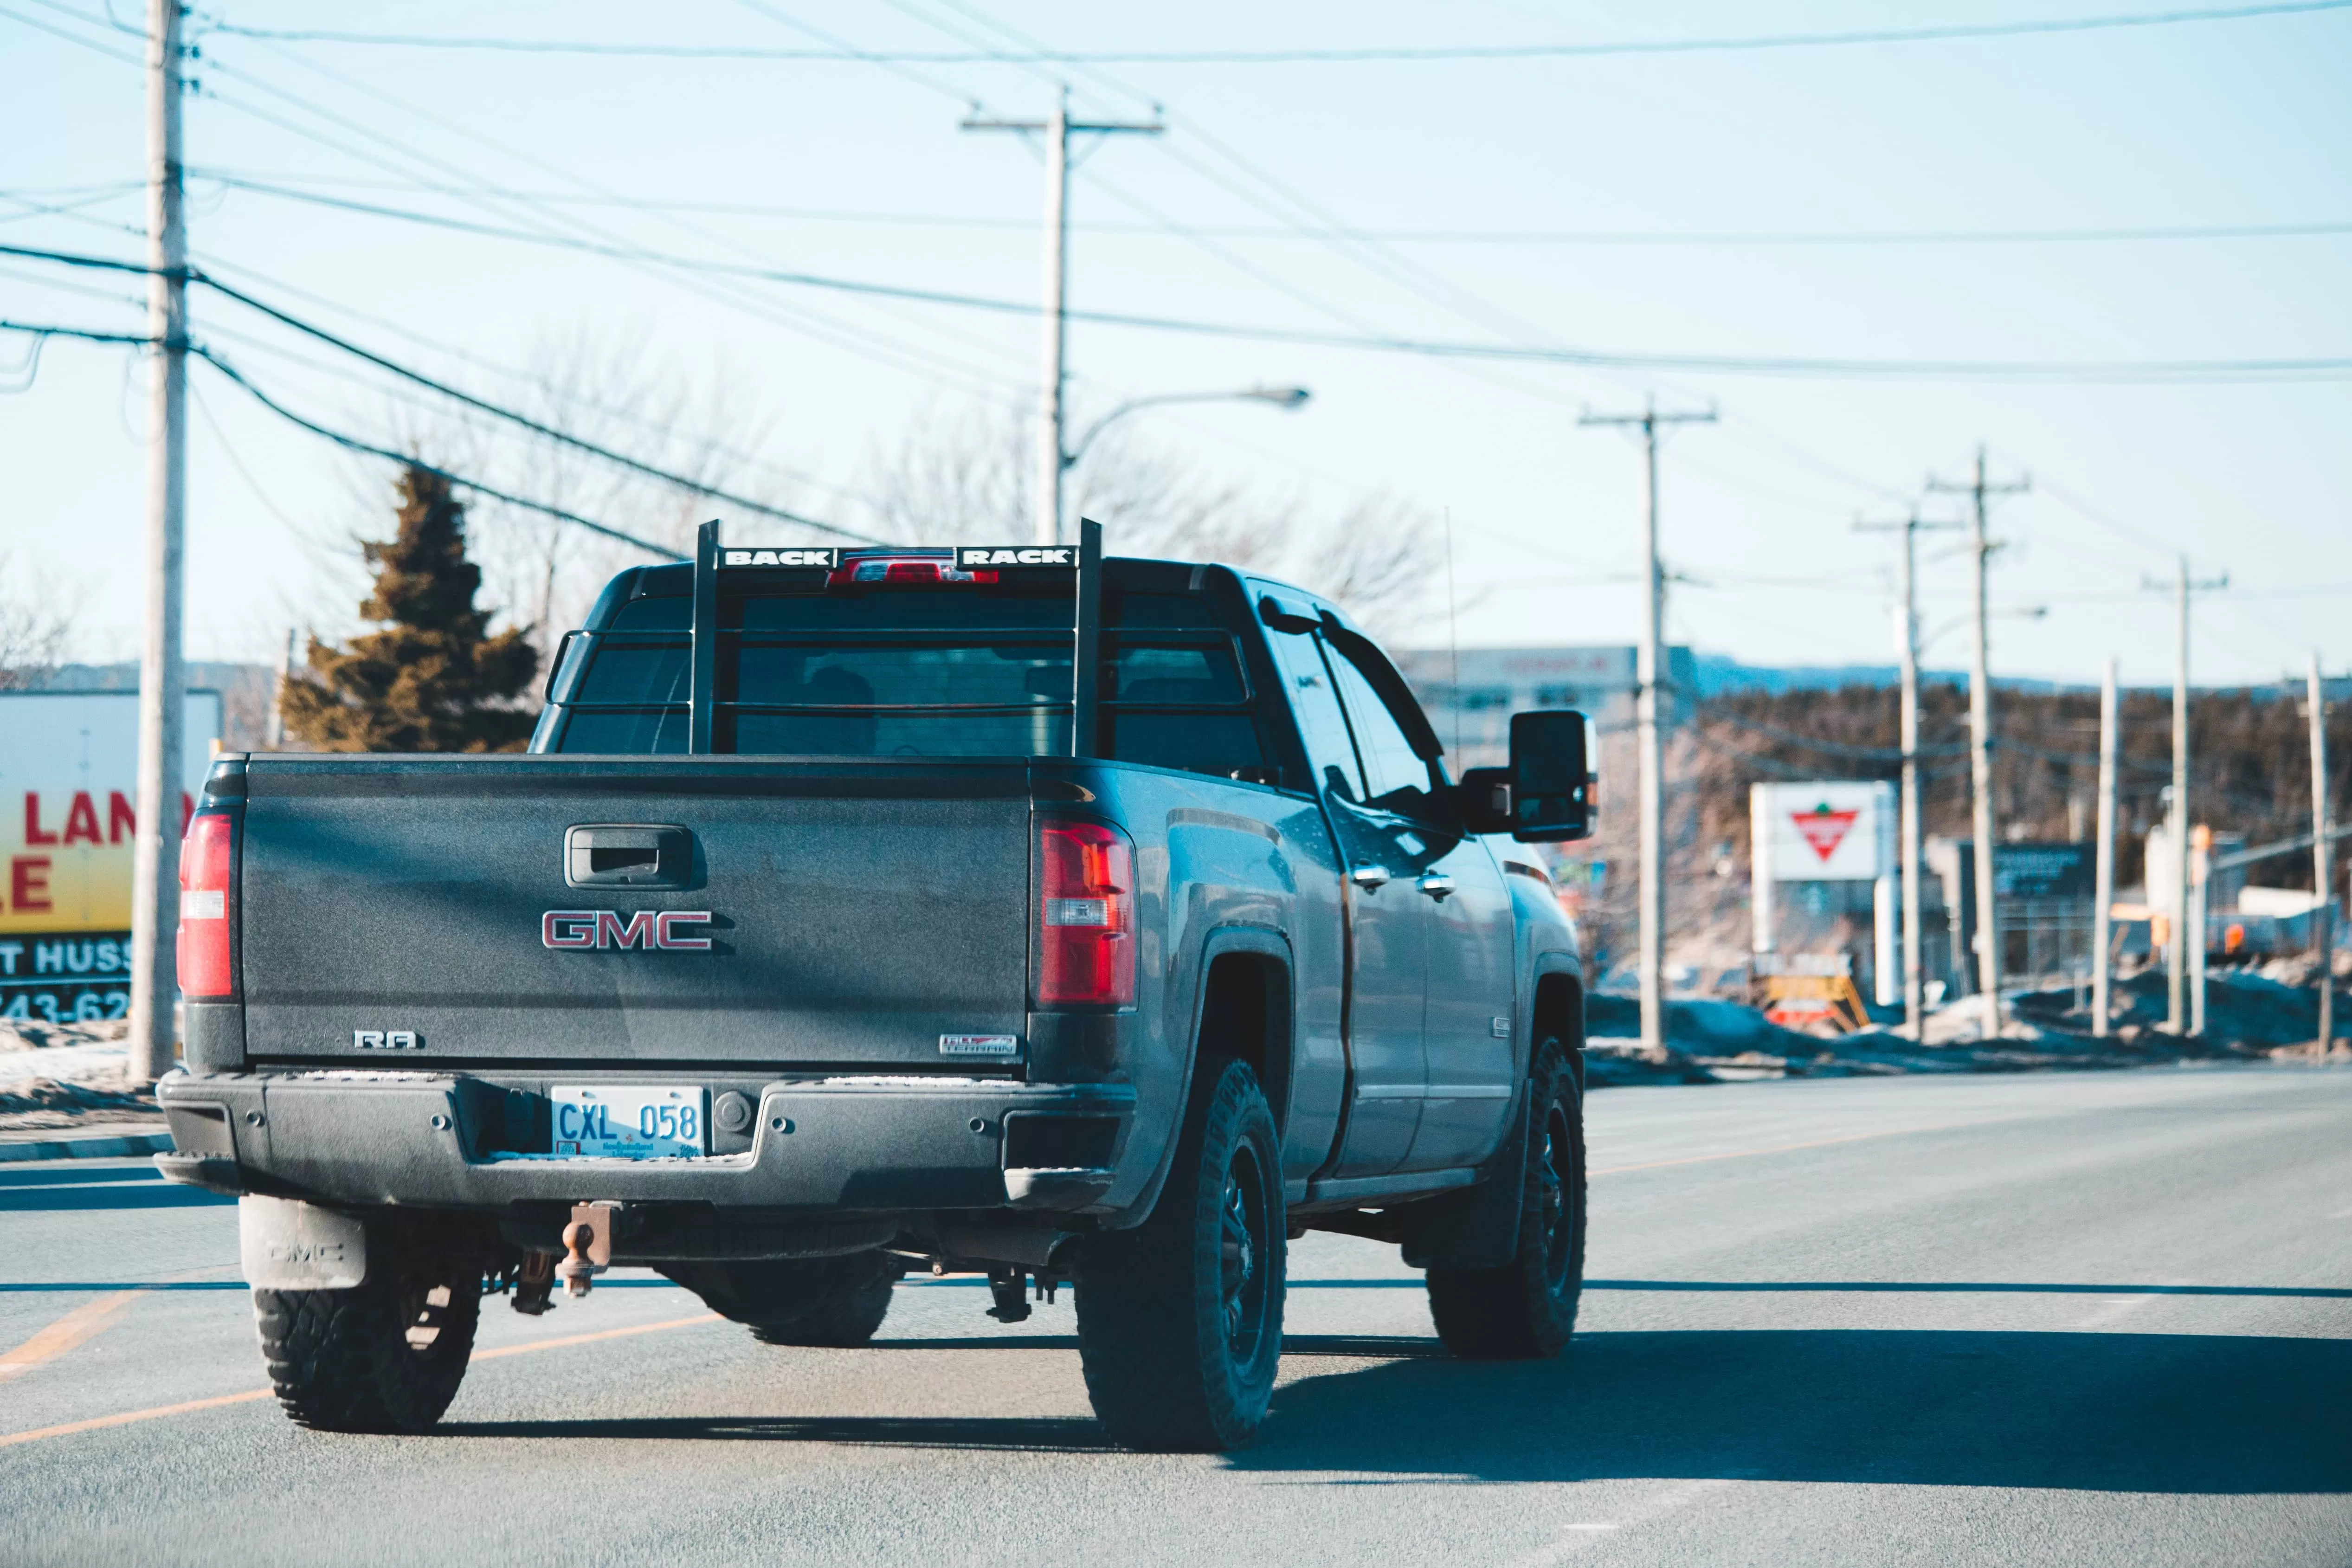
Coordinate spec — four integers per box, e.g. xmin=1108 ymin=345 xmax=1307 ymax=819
xmin=1791 ymin=804 xmax=1859 ymax=863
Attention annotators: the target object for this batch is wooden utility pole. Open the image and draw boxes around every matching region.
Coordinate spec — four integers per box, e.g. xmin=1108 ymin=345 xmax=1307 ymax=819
xmin=1856 ymin=513 xmax=1960 ymax=1040
xmin=964 ymin=91 xmax=1160 ymax=546
xmin=129 ymin=0 xmax=187 ymax=1086
xmin=1927 ymin=448 xmax=2028 ymax=1035
xmin=1582 ymin=399 xmax=1714 ymax=1053
xmin=2144 ymin=555 xmax=2227 ymax=1033
xmin=2091 ymin=658 xmax=2119 ymax=1036
xmin=2312 ymin=653 xmax=2334 ymax=1050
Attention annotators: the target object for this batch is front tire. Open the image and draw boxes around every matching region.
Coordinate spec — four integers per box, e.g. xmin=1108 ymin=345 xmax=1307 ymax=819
xmin=1425 ymin=1041 xmax=1585 ymax=1360
xmin=255 ymin=1237 xmax=481 ymax=1433
xmin=1076 ymin=1058 xmax=1286 ymax=1452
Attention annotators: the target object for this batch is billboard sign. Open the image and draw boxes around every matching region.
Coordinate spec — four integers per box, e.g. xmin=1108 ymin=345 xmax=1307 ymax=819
xmin=1 ymin=690 xmax=222 ymax=1022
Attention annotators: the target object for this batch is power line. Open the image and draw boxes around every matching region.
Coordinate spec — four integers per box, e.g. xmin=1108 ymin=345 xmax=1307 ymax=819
xmin=195 ymin=54 xmax=1022 ymax=404
xmin=185 ymin=249 xmax=891 ymax=517
xmin=196 ymin=270 xmax=885 ymax=544
xmin=190 ymin=345 xmax=689 ymax=560
xmin=0 ymin=0 xmax=142 ymax=64
xmin=0 ymin=250 xmax=887 ymax=543
xmin=194 ymin=0 xmax=2352 ymax=63
xmin=85 ymin=191 xmax=2352 ymax=383
xmin=177 ymin=175 xmax=2352 ymax=247
xmin=0 ymin=317 xmax=151 ymax=346
xmin=218 ymin=32 xmax=1031 ymax=396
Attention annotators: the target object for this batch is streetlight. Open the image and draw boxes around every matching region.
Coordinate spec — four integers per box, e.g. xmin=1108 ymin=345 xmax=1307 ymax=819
xmin=1062 ymin=385 xmax=1311 ymax=474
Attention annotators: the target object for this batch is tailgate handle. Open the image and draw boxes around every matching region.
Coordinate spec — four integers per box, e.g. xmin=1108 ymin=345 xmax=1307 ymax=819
xmin=565 ymin=825 xmax=696 ymax=889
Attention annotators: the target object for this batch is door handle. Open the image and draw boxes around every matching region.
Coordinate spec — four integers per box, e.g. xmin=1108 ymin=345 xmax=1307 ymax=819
xmin=1416 ymin=872 xmax=1456 ymax=901
xmin=565 ymin=824 xmax=696 ymax=889
xmin=1348 ymin=865 xmax=1393 ymax=890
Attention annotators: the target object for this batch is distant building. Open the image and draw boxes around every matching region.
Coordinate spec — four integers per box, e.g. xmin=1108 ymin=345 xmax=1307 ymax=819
xmin=1394 ymin=645 xmax=1697 ymax=770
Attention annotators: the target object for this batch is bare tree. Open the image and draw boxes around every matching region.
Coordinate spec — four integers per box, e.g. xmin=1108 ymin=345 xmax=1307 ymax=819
xmin=392 ymin=327 xmax=811 ymax=658
xmin=857 ymin=399 xmax=1443 ymax=641
xmin=0 ymin=551 xmax=78 ymax=688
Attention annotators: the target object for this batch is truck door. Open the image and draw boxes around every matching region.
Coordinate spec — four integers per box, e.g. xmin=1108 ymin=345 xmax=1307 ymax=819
xmin=1263 ymin=625 xmax=1426 ymax=1179
xmin=1322 ymin=642 xmax=1519 ymax=1175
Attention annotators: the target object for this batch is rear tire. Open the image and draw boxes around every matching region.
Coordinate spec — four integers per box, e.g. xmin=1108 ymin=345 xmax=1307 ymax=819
xmin=1425 ymin=1040 xmax=1585 ymax=1360
xmin=254 ymin=1237 xmax=480 ymax=1433
xmin=1076 ymin=1058 xmax=1286 ymax=1452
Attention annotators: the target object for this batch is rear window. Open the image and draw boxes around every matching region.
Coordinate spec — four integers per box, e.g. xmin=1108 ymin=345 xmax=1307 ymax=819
xmin=546 ymin=584 xmax=1267 ymax=777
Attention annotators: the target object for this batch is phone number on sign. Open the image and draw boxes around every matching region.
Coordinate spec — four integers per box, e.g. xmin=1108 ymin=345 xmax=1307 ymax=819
xmin=1 ymin=933 xmax=134 ymax=1023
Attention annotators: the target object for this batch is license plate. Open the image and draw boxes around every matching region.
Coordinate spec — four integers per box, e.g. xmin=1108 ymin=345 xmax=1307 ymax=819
xmin=549 ymin=1084 xmax=708 ymax=1158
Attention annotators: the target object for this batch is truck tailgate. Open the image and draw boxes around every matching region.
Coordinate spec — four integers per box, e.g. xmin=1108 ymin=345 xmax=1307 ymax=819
xmin=237 ymin=757 xmax=1032 ymax=1068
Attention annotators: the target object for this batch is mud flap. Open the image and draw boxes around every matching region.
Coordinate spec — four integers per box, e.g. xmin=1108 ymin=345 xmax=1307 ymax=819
xmin=1398 ymin=1089 xmax=1530 ymax=1271
xmin=239 ymin=1195 xmax=367 ymax=1290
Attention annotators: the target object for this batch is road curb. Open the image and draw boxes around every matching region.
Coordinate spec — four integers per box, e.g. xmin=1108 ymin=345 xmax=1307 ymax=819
xmin=0 ymin=1126 xmax=173 ymax=1164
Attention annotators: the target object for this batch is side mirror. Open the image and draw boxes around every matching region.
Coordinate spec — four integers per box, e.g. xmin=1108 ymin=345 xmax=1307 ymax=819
xmin=1455 ymin=767 xmax=1513 ymax=834
xmin=1509 ymin=710 xmax=1593 ymax=842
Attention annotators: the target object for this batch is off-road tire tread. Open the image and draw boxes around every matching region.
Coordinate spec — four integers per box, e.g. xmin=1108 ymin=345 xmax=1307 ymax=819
xmin=1076 ymin=1058 xmax=1285 ymax=1453
xmin=255 ymin=1256 xmax=479 ymax=1433
xmin=1426 ymin=1040 xmax=1585 ymax=1360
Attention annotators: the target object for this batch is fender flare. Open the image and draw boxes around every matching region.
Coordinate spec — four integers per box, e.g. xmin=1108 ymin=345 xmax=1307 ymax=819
xmin=1107 ymin=922 xmax=1296 ymax=1231
xmin=1401 ymin=955 xmax=1585 ymax=1270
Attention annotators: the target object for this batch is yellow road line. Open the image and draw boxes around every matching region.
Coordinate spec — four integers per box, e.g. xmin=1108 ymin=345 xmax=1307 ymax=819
xmin=1592 ymin=1118 xmax=2002 ymax=1176
xmin=0 ymin=1292 xmax=146 ymax=1383
xmin=0 ymin=1388 xmax=275 ymax=1447
xmin=470 ymin=1313 xmax=720 ymax=1362
xmin=0 ymin=1311 xmax=722 ymax=1450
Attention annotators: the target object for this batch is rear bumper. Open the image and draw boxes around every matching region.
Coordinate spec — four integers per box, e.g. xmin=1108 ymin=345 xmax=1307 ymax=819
xmin=156 ymin=1070 xmax=1137 ymax=1217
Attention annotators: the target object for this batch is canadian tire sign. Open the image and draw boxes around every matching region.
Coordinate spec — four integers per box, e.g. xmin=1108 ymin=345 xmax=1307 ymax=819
xmin=1752 ymin=781 xmax=1891 ymax=883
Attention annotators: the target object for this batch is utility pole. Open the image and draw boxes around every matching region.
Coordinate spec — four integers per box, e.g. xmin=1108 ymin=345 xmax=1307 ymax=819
xmin=2091 ymin=657 xmax=2119 ymax=1037
xmin=2311 ymin=652 xmax=2334 ymax=1051
xmin=2142 ymin=555 xmax=2227 ymax=1034
xmin=1581 ymin=398 xmax=1715 ymax=1054
xmin=1927 ymin=448 xmax=2028 ymax=1036
xmin=1856 ymin=513 xmax=1960 ymax=1040
xmin=129 ymin=0 xmax=187 ymax=1086
xmin=964 ymin=90 xmax=1161 ymax=547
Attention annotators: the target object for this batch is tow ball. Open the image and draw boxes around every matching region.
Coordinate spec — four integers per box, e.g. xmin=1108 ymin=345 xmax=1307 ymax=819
xmin=557 ymin=1201 xmax=618 ymax=1298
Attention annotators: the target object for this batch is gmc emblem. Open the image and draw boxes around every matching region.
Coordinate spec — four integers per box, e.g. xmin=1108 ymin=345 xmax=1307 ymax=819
xmin=542 ymin=910 xmax=715 ymax=951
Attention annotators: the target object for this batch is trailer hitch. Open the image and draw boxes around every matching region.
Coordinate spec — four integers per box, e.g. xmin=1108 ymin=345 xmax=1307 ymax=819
xmin=558 ymin=1201 xmax=618 ymax=1298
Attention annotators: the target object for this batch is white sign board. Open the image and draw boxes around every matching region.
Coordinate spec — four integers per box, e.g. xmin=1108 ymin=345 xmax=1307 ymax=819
xmin=0 ymin=690 xmax=222 ymax=1021
xmin=1753 ymin=781 xmax=1893 ymax=883
xmin=1751 ymin=780 xmax=1900 ymax=1006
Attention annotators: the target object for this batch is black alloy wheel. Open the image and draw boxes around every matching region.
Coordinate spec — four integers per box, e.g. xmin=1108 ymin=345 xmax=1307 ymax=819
xmin=1425 ymin=1039 xmax=1586 ymax=1360
xmin=1076 ymin=1058 xmax=1287 ymax=1452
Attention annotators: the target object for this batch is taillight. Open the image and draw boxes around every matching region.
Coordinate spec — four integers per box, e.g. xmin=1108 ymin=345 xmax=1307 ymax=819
xmin=176 ymin=812 xmax=236 ymax=1000
xmin=1038 ymin=820 xmax=1135 ymax=1006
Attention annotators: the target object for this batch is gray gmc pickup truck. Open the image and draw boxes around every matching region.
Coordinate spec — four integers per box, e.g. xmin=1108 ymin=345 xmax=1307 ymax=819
xmin=158 ymin=522 xmax=1595 ymax=1452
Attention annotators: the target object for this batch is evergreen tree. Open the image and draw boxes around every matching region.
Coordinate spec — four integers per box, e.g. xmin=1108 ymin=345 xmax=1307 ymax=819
xmin=280 ymin=465 xmax=539 ymax=752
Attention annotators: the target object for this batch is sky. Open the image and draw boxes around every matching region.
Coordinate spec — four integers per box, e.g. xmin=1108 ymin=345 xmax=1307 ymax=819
xmin=2 ymin=0 xmax=2348 ymax=690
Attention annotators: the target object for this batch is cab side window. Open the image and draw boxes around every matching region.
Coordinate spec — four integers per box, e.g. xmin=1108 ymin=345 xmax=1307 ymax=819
xmin=1327 ymin=644 xmax=1435 ymax=814
xmin=1264 ymin=628 xmax=1366 ymax=803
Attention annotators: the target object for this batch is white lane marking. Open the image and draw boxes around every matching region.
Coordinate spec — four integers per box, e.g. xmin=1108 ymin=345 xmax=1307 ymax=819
xmin=2073 ymin=1297 xmax=2159 ymax=1328
xmin=2072 ymin=1278 xmax=2197 ymax=1329
xmin=2326 ymin=1206 xmax=2352 ymax=1220
xmin=1507 ymin=1478 xmax=1740 ymax=1566
xmin=1592 ymin=1118 xmax=2018 ymax=1176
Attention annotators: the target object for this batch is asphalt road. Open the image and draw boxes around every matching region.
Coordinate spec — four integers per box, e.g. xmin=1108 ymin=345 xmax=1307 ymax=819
xmin=4 ymin=1065 xmax=2347 ymax=1567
